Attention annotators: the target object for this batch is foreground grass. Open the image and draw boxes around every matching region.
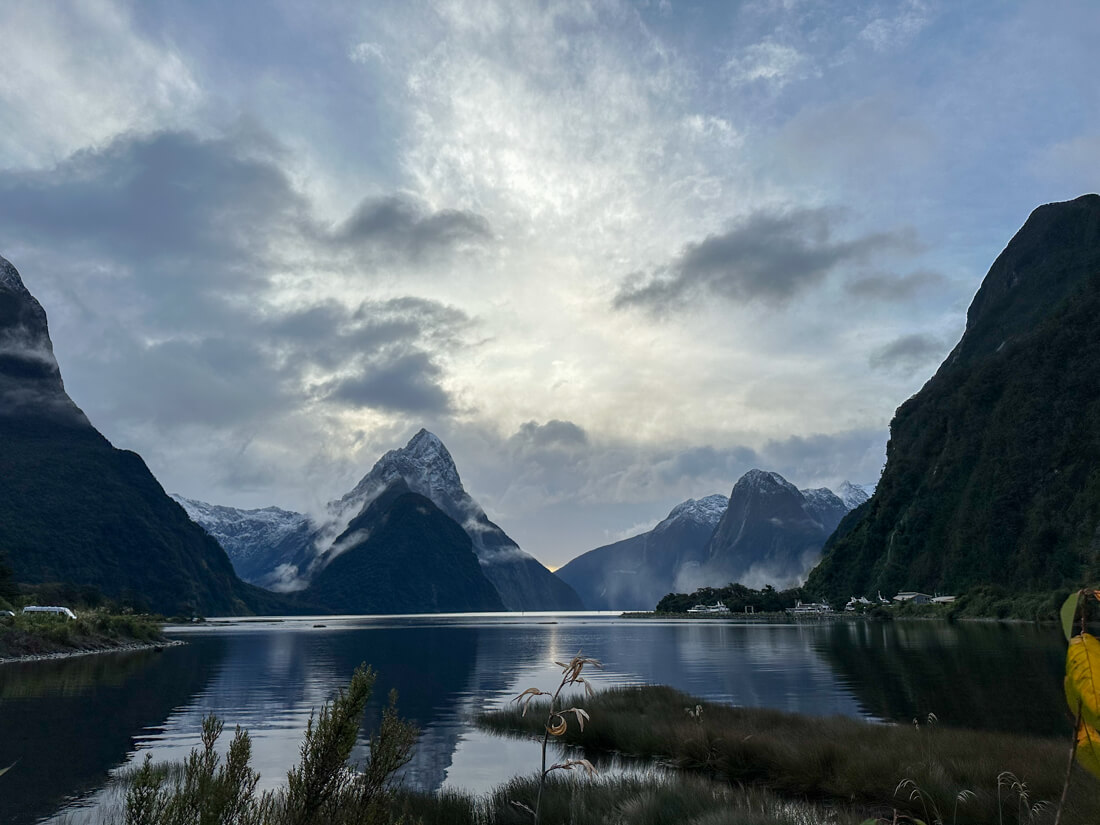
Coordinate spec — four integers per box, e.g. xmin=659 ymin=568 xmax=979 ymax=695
xmin=478 ymin=685 xmax=1100 ymax=824
xmin=0 ymin=611 xmax=164 ymax=659
xmin=391 ymin=774 xmax=865 ymax=825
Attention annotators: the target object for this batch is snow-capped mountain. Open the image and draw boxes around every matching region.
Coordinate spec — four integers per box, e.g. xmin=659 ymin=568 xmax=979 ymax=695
xmin=557 ymin=468 xmax=870 ymax=609
xmin=333 ymin=429 xmax=582 ymax=610
xmin=698 ymin=469 xmax=852 ymax=591
xmin=170 ymin=495 xmax=315 ymax=591
xmin=556 ymin=493 xmax=729 ymax=610
xmin=174 ymin=429 xmax=582 ymax=611
xmin=836 ymin=480 xmax=872 ymax=510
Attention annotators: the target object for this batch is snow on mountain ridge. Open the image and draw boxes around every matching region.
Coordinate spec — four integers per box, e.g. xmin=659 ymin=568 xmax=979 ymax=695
xmin=736 ymin=468 xmax=801 ymax=497
xmin=336 ymin=428 xmax=467 ymax=522
xmin=658 ymin=494 xmax=729 ymax=530
xmin=171 ymin=494 xmax=313 ymax=564
xmin=836 ymin=480 xmax=872 ymax=510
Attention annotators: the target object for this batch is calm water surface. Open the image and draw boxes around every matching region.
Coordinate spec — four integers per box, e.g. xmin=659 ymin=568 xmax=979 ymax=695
xmin=0 ymin=613 xmax=1068 ymax=825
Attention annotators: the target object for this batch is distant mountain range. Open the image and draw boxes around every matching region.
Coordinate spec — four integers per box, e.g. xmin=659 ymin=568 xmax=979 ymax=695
xmin=175 ymin=429 xmax=583 ymax=612
xmin=557 ymin=470 xmax=868 ymax=609
xmin=808 ymin=194 xmax=1100 ymax=601
xmin=0 ymin=255 xmax=286 ymax=616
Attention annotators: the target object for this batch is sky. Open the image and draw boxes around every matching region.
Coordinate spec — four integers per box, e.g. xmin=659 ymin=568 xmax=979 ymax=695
xmin=0 ymin=0 xmax=1097 ymax=568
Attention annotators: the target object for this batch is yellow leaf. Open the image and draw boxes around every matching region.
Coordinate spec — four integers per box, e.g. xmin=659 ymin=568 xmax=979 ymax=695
xmin=1078 ymin=720 xmax=1100 ymax=780
xmin=1062 ymin=590 xmax=1082 ymax=642
xmin=1065 ymin=633 xmax=1100 ymax=730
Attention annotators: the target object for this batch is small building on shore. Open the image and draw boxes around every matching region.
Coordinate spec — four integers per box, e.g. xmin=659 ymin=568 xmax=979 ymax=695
xmin=893 ymin=591 xmax=933 ymax=605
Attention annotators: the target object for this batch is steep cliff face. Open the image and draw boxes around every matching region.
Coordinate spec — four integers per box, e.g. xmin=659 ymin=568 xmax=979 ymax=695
xmin=808 ymin=195 xmax=1100 ymax=601
xmin=698 ymin=470 xmax=848 ymax=590
xmin=0 ymin=255 xmax=283 ymax=616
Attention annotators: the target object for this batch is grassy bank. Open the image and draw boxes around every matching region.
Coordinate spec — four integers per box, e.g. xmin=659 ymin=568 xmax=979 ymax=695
xmin=478 ymin=685 xmax=1100 ymax=824
xmin=0 ymin=610 xmax=164 ymax=660
xmin=390 ymin=774 xmax=866 ymax=825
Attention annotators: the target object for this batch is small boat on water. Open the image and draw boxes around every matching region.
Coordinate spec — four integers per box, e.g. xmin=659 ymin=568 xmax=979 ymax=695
xmin=687 ymin=601 xmax=731 ymax=615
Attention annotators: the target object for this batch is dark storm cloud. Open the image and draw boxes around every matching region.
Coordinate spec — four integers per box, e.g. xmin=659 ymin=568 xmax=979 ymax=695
xmin=331 ymin=195 xmax=492 ymax=259
xmin=324 ymin=349 xmax=452 ymax=415
xmin=869 ymin=333 xmax=945 ymax=373
xmin=614 ymin=207 xmax=917 ymax=313
xmin=845 ymin=268 xmax=944 ymax=300
xmin=0 ymin=128 xmax=483 ymax=430
xmin=0 ymin=130 xmax=302 ymax=274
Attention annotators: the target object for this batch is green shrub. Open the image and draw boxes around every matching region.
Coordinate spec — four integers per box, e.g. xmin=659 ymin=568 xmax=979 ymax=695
xmin=120 ymin=663 xmax=417 ymax=825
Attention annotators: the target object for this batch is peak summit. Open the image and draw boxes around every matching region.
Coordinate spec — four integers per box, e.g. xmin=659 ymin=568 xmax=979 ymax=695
xmin=0 ymin=255 xmax=27 ymax=293
xmin=336 ymin=428 xmax=466 ymax=528
xmin=734 ymin=469 xmax=798 ymax=496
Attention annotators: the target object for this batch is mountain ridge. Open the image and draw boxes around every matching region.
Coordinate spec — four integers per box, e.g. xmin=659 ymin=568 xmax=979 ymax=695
xmin=0 ymin=254 xmax=287 ymax=616
xmin=807 ymin=194 xmax=1100 ymax=601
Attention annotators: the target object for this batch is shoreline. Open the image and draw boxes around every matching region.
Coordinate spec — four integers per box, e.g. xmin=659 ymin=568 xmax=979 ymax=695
xmin=0 ymin=638 xmax=184 ymax=666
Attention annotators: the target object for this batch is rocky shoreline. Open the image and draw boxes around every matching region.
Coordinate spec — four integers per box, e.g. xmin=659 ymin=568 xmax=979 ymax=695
xmin=0 ymin=638 xmax=185 ymax=666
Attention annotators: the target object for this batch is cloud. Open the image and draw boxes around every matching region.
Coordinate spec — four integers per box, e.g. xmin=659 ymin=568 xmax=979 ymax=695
xmin=614 ymin=207 xmax=918 ymax=313
xmin=845 ymin=269 xmax=945 ymax=301
xmin=724 ymin=40 xmax=807 ymax=89
xmin=323 ymin=350 xmax=452 ymax=415
xmin=0 ymin=1 xmax=201 ymax=167
xmin=0 ymin=127 xmax=481 ymax=446
xmin=859 ymin=1 xmax=934 ymax=52
xmin=330 ymin=195 xmax=491 ymax=260
xmin=510 ymin=419 xmax=589 ymax=449
xmin=869 ymin=333 xmax=946 ymax=374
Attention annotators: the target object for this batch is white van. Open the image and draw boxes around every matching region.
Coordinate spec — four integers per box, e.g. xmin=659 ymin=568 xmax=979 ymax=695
xmin=22 ymin=605 xmax=77 ymax=619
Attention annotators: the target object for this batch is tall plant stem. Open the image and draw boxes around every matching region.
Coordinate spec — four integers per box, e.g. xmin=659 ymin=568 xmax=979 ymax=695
xmin=1055 ymin=703 xmax=1082 ymax=825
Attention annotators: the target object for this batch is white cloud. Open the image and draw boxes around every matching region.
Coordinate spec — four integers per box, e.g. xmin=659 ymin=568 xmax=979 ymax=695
xmin=0 ymin=0 xmax=201 ymax=168
xmin=724 ymin=40 xmax=807 ymax=89
xmin=859 ymin=1 xmax=934 ymax=52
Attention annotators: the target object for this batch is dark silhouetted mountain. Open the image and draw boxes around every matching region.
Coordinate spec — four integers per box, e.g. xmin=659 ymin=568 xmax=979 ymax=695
xmin=327 ymin=429 xmax=582 ymax=610
xmin=302 ymin=479 xmax=505 ymax=614
xmin=555 ymin=495 xmax=728 ymax=610
xmin=171 ymin=495 xmax=315 ymax=591
xmin=693 ymin=470 xmax=850 ymax=591
xmin=808 ymin=194 xmax=1100 ymax=602
xmin=0 ymin=255 xmax=289 ymax=616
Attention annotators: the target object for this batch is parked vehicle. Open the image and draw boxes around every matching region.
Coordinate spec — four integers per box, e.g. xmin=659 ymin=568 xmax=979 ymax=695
xmin=22 ymin=605 xmax=77 ymax=619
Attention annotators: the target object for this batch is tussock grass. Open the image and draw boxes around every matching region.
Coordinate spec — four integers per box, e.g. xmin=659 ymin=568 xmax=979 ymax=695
xmin=478 ymin=685 xmax=1100 ymax=824
xmin=391 ymin=774 xmax=864 ymax=825
xmin=0 ymin=610 xmax=163 ymax=659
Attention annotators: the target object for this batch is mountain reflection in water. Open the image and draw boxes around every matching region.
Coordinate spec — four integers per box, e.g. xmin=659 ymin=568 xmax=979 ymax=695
xmin=0 ymin=614 xmax=1068 ymax=825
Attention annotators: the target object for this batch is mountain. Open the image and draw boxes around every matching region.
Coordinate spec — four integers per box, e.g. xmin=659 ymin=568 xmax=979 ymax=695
xmin=836 ymin=481 xmax=872 ymax=511
xmin=174 ymin=429 xmax=582 ymax=611
xmin=302 ymin=479 xmax=505 ymax=614
xmin=694 ymin=470 xmax=850 ymax=591
xmin=807 ymin=194 xmax=1100 ymax=602
xmin=330 ymin=429 xmax=582 ymax=611
xmin=170 ymin=496 xmax=315 ymax=591
xmin=0 ymin=255 xmax=284 ymax=616
xmin=555 ymin=495 xmax=728 ymax=610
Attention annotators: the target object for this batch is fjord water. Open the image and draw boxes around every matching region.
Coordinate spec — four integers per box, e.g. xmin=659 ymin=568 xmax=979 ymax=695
xmin=0 ymin=615 xmax=1067 ymax=825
